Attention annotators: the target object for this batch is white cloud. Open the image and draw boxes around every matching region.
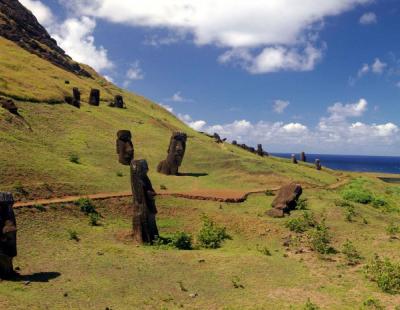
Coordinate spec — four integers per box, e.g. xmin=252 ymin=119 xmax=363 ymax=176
xmin=103 ymin=75 xmax=115 ymax=83
xmin=126 ymin=61 xmax=144 ymax=80
xmin=20 ymin=0 xmax=54 ymax=26
xmin=351 ymin=58 xmax=388 ymax=85
xmin=359 ymin=12 xmax=377 ymax=25
xmin=167 ymin=91 xmax=194 ymax=103
xmin=327 ymin=98 xmax=368 ymax=121
xmin=159 ymin=103 xmax=174 ymax=113
xmin=371 ymin=58 xmax=387 ymax=74
xmin=357 ymin=63 xmax=370 ymax=77
xmin=61 ymin=0 xmax=371 ymax=73
xmin=178 ymin=113 xmax=206 ymax=131
xmin=273 ymin=100 xmax=290 ymax=114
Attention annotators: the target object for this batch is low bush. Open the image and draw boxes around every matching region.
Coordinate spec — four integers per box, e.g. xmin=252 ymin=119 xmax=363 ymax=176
xmin=296 ymin=198 xmax=308 ymax=210
xmin=344 ymin=204 xmax=357 ymax=222
xmin=170 ymin=232 xmax=193 ymax=250
xmin=342 ymin=188 xmax=373 ymax=204
xmin=308 ymin=220 xmax=335 ymax=255
xmin=372 ymin=197 xmax=388 ymax=209
xmin=197 ymin=215 xmax=230 ymax=249
xmin=89 ymin=213 xmax=100 ymax=226
xmin=303 ymin=298 xmax=320 ymax=310
xmin=364 ymin=255 xmax=400 ymax=294
xmin=342 ymin=240 xmax=362 ymax=265
xmin=68 ymin=230 xmax=79 ymax=242
xmin=75 ymin=198 xmax=97 ymax=215
xmin=286 ymin=211 xmax=316 ymax=233
xmin=69 ymin=153 xmax=80 ymax=164
xmin=33 ymin=204 xmax=46 ymax=212
xmin=386 ymin=223 xmax=400 ymax=238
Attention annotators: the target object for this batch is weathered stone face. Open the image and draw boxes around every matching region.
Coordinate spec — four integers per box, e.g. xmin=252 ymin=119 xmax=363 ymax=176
xmin=66 ymin=88 xmax=80 ymax=108
xmin=214 ymin=133 xmax=222 ymax=143
xmin=315 ymin=159 xmax=322 ymax=170
xmin=130 ymin=159 xmax=159 ymax=244
xmin=89 ymin=89 xmax=100 ymax=106
xmin=0 ymin=97 xmax=18 ymax=115
xmin=257 ymin=144 xmax=264 ymax=156
xmin=0 ymin=192 xmax=17 ymax=278
xmin=267 ymin=183 xmax=303 ymax=218
xmin=300 ymin=152 xmax=307 ymax=162
xmin=114 ymin=95 xmax=125 ymax=108
xmin=291 ymin=154 xmax=298 ymax=164
xmin=157 ymin=132 xmax=187 ymax=175
xmin=116 ymin=130 xmax=134 ymax=165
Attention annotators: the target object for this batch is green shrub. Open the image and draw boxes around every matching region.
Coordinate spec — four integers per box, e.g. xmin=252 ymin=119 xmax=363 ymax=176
xmin=342 ymin=240 xmax=362 ymax=265
xmin=75 ymin=198 xmax=97 ymax=215
xmin=364 ymin=255 xmax=400 ymax=294
xmin=344 ymin=204 xmax=357 ymax=222
xmin=170 ymin=232 xmax=193 ymax=250
xmin=68 ymin=230 xmax=79 ymax=241
xmin=342 ymin=188 xmax=373 ymax=204
xmin=296 ymin=198 xmax=308 ymax=210
xmin=197 ymin=216 xmax=230 ymax=249
xmin=362 ymin=297 xmax=384 ymax=310
xmin=116 ymin=171 xmax=123 ymax=177
xmin=372 ymin=197 xmax=388 ymax=209
xmin=308 ymin=220 xmax=335 ymax=255
xmin=33 ymin=204 xmax=46 ymax=212
xmin=334 ymin=199 xmax=353 ymax=208
xmin=89 ymin=213 xmax=100 ymax=226
xmin=69 ymin=153 xmax=80 ymax=164
xmin=257 ymin=245 xmax=272 ymax=256
xmin=285 ymin=212 xmax=316 ymax=233
xmin=303 ymin=298 xmax=320 ymax=310
xmin=386 ymin=223 xmax=400 ymax=238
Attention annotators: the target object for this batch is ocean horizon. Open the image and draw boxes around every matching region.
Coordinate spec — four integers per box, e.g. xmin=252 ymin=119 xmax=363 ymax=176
xmin=272 ymin=153 xmax=400 ymax=174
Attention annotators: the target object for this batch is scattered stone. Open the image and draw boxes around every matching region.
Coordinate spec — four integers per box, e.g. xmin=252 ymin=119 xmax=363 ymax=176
xmin=266 ymin=183 xmax=303 ymax=218
xmin=315 ymin=159 xmax=322 ymax=170
xmin=89 ymin=89 xmax=100 ymax=106
xmin=157 ymin=132 xmax=187 ymax=175
xmin=129 ymin=160 xmax=159 ymax=244
xmin=198 ymin=259 xmax=205 ymax=263
xmin=189 ymin=293 xmax=198 ymax=298
xmin=300 ymin=152 xmax=307 ymax=162
xmin=0 ymin=97 xmax=18 ymax=115
xmin=257 ymin=144 xmax=264 ymax=157
xmin=0 ymin=192 xmax=17 ymax=279
xmin=110 ymin=95 xmax=125 ymax=108
xmin=116 ymin=130 xmax=134 ymax=165
xmin=291 ymin=154 xmax=298 ymax=164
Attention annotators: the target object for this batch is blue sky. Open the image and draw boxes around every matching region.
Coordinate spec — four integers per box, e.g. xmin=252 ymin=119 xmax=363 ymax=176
xmin=20 ymin=0 xmax=400 ymax=155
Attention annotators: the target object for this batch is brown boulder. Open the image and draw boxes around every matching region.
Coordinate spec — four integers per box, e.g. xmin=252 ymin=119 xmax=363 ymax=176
xmin=267 ymin=183 xmax=303 ymax=218
xmin=0 ymin=97 xmax=18 ymax=115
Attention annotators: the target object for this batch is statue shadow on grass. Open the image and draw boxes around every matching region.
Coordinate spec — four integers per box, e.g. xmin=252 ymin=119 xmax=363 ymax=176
xmin=177 ymin=172 xmax=208 ymax=177
xmin=10 ymin=272 xmax=61 ymax=283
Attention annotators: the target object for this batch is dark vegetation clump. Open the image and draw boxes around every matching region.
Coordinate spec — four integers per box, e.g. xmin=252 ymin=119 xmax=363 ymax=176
xmin=69 ymin=153 xmax=80 ymax=164
xmin=265 ymin=190 xmax=275 ymax=196
xmin=68 ymin=230 xmax=79 ymax=242
xmin=342 ymin=240 xmax=362 ymax=265
xmin=362 ymin=297 xmax=384 ymax=310
xmin=256 ymin=245 xmax=272 ymax=256
xmin=75 ymin=198 xmax=97 ymax=215
xmin=153 ymin=232 xmax=193 ymax=250
xmin=33 ymin=204 xmax=46 ymax=212
xmin=285 ymin=211 xmax=317 ymax=233
xmin=386 ymin=223 xmax=400 ymax=238
xmin=364 ymin=255 xmax=400 ymax=294
xmin=344 ymin=204 xmax=357 ymax=222
xmin=197 ymin=215 xmax=230 ymax=249
xmin=303 ymin=298 xmax=320 ymax=310
xmin=89 ymin=213 xmax=100 ymax=226
xmin=116 ymin=171 xmax=123 ymax=177
xmin=334 ymin=199 xmax=353 ymax=208
xmin=307 ymin=220 xmax=335 ymax=255
xmin=13 ymin=181 xmax=28 ymax=196
xmin=295 ymin=198 xmax=308 ymax=210
xmin=231 ymin=276 xmax=244 ymax=289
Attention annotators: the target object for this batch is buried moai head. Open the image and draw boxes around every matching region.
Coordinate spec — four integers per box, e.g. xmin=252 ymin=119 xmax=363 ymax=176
xmin=157 ymin=132 xmax=187 ymax=175
xmin=232 ymin=140 xmax=237 ymax=145
xmin=291 ymin=154 xmax=298 ymax=164
xmin=114 ymin=95 xmax=124 ymax=108
xmin=315 ymin=159 xmax=322 ymax=170
xmin=267 ymin=183 xmax=303 ymax=218
xmin=116 ymin=130 xmax=134 ymax=165
xmin=0 ymin=97 xmax=18 ymax=115
xmin=89 ymin=89 xmax=100 ymax=106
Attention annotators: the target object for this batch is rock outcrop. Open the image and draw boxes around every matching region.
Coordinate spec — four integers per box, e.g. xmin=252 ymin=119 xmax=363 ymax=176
xmin=267 ymin=183 xmax=303 ymax=218
xmin=0 ymin=0 xmax=91 ymax=77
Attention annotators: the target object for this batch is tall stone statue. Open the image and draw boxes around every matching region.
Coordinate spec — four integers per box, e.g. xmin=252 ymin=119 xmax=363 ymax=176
xmin=157 ymin=132 xmax=187 ymax=175
xmin=89 ymin=89 xmax=100 ymax=106
xmin=116 ymin=130 xmax=134 ymax=165
xmin=300 ymin=152 xmax=307 ymax=162
xmin=0 ymin=193 xmax=17 ymax=279
xmin=257 ymin=144 xmax=264 ymax=157
xmin=130 ymin=160 xmax=159 ymax=244
xmin=315 ymin=159 xmax=322 ymax=170
xmin=65 ymin=87 xmax=80 ymax=108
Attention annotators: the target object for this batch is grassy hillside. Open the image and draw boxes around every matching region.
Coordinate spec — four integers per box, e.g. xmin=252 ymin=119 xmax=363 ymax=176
xmin=0 ymin=37 xmax=340 ymax=200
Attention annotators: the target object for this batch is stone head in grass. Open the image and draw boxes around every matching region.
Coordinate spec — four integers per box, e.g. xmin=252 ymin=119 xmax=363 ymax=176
xmin=267 ymin=183 xmax=303 ymax=218
xmin=0 ymin=192 xmax=17 ymax=279
xmin=116 ymin=130 xmax=134 ymax=165
xmin=157 ymin=132 xmax=187 ymax=175
xmin=89 ymin=89 xmax=100 ymax=106
xmin=130 ymin=159 xmax=159 ymax=244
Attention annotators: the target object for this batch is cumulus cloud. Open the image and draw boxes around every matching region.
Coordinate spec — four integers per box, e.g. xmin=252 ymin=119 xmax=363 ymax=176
xmin=273 ymin=100 xmax=290 ymax=114
xmin=167 ymin=91 xmax=194 ymax=103
xmin=125 ymin=61 xmax=144 ymax=80
xmin=359 ymin=12 xmax=377 ymax=25
xmin=371 ymin=58 xmax=387 ymax=74
xmin=21 ymin=0 xmax=114 ymax=73
xmin=20 ymin=0 xmax=54 ymax=26
xmin=60 ymin=0 xmax=371 ymax=73
xmin=326 ymin=98 xmax=368 ymax=121
xmin=351 ymin=58 xmax=388 ymax=85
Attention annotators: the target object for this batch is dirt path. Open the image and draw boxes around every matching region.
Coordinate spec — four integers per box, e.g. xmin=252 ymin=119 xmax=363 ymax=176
xmin=13 ymin=188 xmax=276 ymax=209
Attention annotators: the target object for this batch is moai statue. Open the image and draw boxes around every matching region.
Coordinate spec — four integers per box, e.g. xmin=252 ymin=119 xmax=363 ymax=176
xmin=0 ymin=97 xmax=18 ymax=115
xmin=72 ymin=87 xmax=81 ymax=108
xmin=232 ymin=140 xmax=237 ymax=146
xmin=116 ymin=130 xmax=134 ymax=165
xmin=257 ymin=144 xmax=264 ymax=157
xmin=157 ymin=132 xmax=187 ymax=175
xmin=114 ymin=95 xmax=125 ymax=108
xmin=89 ymin=89 xmax=100 ymax=106
xmin=291 ymin=154 xmax=298 ymax=164
xmin=248 ymin=147 xmax=256 ymax=153
xmin=300 ymin=152 xmax=307 ymax=162
xmin=315 ymin=159 xmax=322 ymax=170
xmin=130 ymin=160 xmax=159 ymax=244
xmin=0 ymin=193 xmax=17 ymax=279
xmin=266 ymin=183 xmax=303 ymax=218
xmin=213 ymin=133 xmax=223 ymax=143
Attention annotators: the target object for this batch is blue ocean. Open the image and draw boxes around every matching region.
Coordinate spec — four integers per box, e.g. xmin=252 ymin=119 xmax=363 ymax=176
xmin=272 ymin=153 xmax=400 ymax=174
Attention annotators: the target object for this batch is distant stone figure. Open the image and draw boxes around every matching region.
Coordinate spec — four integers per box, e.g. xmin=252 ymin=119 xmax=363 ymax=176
xmin=232 ymin=140 xmax=237 ymax=146
xmin=89 ymin=89 xmax=100 ymax=106
xmin=0 ymin=192 xmax=17 ymax=279
xmin=65 ymin=88 xmax=80 ymax=108
xmin=300 ymin=152 xmax=307 ymax=162
xmin=157 ymin=132 xmax=187 ymax=175
xmin=266 ymin=183 xmax=303 ymax=218
xmin=116 ymin=130 xmax=134 ymax=165
xmin=315 ymin=159 xmax=322 ymax=170
xmin=130 ymin=160 xmax=159 ymax=244
xmin=257 ymin=144 xmax=264 ymax=157
xmin=213 ymin=133 xmax=223 ymax=143
xmin=110 ymin=95 xmax=125 ymax=108
xmin=0 ymin=97 xmax=18 ymax=115
xmin=291 ymin=154 xmax=298 ymax=164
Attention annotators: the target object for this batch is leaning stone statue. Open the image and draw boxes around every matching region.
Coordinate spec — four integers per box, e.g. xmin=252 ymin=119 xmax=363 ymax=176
xmin=116 ymin=130 xmax=134 ymax=165
xmin=0 ymin=193 xmax=17 ymax=279
xmin=266 ymin=183 xmax=303 ymax=218
xmin=157 ymin=132 xmax=187 ymax=175
xmin=130 ymin=160 xmax=159 ymax=244
xmin=89 ymin=89 xmax=100 ymax=106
